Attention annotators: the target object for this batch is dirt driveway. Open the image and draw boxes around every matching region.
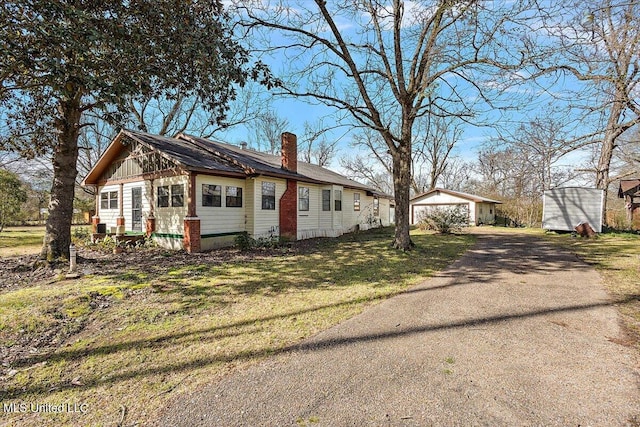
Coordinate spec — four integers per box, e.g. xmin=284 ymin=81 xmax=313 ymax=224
xmin=158 ymin=230 xmax=640 ymax=426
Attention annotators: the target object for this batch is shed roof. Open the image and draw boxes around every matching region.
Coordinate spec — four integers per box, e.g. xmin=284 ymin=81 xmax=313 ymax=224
xmin=84 ymin=129 xmax=391 ymax=198
xmin=410 ymin=188 xmax=502 ymax=204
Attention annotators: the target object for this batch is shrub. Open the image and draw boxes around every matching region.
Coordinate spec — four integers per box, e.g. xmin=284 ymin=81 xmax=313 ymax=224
xmin=234 ymin=232 xmax=254 ymax=251
xmin=417 ymin=206 xmax=469 ymax=234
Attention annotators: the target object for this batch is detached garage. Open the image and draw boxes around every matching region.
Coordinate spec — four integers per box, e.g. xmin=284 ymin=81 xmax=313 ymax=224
xmin=410 ymin=188 xmax=501 ymax=226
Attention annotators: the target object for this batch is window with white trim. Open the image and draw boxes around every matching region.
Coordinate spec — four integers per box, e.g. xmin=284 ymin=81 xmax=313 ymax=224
xmin=100 ymin=191 xmax=118 ymax=210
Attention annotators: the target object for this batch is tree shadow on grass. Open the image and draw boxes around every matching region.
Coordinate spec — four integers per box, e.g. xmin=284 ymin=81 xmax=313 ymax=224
xmin=3 ymin=294 xmax=637 ymax=401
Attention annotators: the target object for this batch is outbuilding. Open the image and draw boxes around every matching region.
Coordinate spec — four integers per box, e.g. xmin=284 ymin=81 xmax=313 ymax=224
xmin=542 ymin=187 xmax=604 ymax=233
xmin=409 ymin=188 xmax=501 ymax=226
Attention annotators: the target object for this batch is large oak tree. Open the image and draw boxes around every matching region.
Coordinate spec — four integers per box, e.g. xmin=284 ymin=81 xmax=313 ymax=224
xmin=0 ymin=0 xmax=271 ymax=260
xmin=235 ymin=0 xmax=537 ymax=250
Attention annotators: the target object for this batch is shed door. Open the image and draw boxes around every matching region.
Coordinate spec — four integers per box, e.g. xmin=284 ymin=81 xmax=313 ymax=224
xmin=131 ymin=187 xmax=142 ymax=232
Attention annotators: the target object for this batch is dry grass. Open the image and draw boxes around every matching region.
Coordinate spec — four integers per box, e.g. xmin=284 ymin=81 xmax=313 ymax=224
xmin=0 ymin=227 xmax=474 ymax=426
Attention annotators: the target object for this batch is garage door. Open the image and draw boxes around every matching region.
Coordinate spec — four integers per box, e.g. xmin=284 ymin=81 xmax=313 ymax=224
xmin=411 ymin=203 xmax=469 ymax=225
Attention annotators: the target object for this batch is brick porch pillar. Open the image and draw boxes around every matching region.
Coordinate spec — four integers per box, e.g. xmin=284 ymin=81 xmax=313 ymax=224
xmin=183 ymin=217 xmax=201 ymax=253
xmin=146 ymin=216 xmax=156 ymax=237
xmin=116 ymin=183 xmax=125 ymax=235
xmin=91 ymin=216 xmax=101 ymax=233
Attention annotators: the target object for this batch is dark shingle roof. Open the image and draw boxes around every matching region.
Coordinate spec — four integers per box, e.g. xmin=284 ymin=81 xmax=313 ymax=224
xmin=90 ymin=130 xmax=390 ymax=197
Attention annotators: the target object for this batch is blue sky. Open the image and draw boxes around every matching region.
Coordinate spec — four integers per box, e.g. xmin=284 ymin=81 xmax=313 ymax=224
xmin=212 ymin=1 xmax=604 ymax=185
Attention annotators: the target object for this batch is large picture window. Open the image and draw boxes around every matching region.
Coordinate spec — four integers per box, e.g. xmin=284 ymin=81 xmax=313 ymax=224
xmin=299 ymin=187 xmax=309 ymax=211
xmin=322 ymin=189 xmax=331 ymax=211
xmin=334 ymin=190 xmax=342 ymax=211
xmin=202 ymin=184 xmax=222 ymax=207
xmin=226 ymin=186 xmax=243 ymax=207
xmin=262 ymin=181 xmax=276 ymax=210
xmin=353 ymin=193 xmax=360 ymax=211
xmin=100 ymin=191 xmax=118 ymax=210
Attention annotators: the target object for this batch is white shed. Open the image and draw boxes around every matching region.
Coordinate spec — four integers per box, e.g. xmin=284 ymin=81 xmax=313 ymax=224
xmin=410 ymin=188 xmax=501 ymax=226
xmin=542 ymin=187 xmax=604 ymax=233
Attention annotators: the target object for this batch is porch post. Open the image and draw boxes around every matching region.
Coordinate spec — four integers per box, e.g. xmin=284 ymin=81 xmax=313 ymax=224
xmin=92 ymin=186 xmax=100 ymax=233
xmin=116 ymin=183 xmax=125 ymax=236
xmin=183 ymin=173 xmax=201 ymax=253
xmin=146 ymin=179 xmax=156 ymax=237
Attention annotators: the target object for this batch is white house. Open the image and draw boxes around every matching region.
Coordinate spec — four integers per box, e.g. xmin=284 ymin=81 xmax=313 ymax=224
xmin=83 ymin=130 xmax=393 ymax=252
xmin=410 ymin=188 xmax=501 ymax=226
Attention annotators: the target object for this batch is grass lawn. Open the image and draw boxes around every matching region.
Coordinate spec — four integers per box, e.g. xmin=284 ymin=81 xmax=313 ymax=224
xmin=0 ymin=227 xmax=475 ymax=426
xmin=0 ymin=226 xmax=46 ymax=257
xmin=543 ymin=230 xmax=640 ymax=348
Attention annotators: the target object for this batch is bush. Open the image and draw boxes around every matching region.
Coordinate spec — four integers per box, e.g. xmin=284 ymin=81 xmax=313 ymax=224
xmin=234 ymin=232 xmax=254 ymax=251
xmin=417 ymin=206 xmax=469 ymax=234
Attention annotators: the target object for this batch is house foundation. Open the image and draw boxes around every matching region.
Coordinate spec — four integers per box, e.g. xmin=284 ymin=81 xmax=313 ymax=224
xmin=183 ymin=217 xmax=201 ymax=253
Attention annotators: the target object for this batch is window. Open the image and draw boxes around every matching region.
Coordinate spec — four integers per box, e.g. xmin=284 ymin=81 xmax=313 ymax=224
xmin=334 ymin=190 xmax=342 ymax=211
xmin=226 ymin=186 xmax=243 ymax=207
xmin=353 ymin=193 xmax=360 ymax=211
xmin=262 ymin=181 xmax=276 ymax=210
xmin=373 ymin=197 xmax=379 ymax=216
xmin=157 ymin=185 xmax=184 ymax=208
xmin=157 ymin=186 xmax=169 ymax=208
xmin=171 ymin=184 xmax=184 ymax=207
xmin=202 ymin=184 xmax=222 ymax=207
xmin=100 ymin=191 xmax=118 ymax=210
xmin=322 ymin=189 xmax=331 ymax=211
xmin=299 ymin=187 xmax=309 ymax=211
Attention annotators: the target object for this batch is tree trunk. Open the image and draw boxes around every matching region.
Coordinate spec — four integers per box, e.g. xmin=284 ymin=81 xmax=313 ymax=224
xmin=595 ymin=100 xmax=624 ymax=225
xmin=40 ymin=94 xmax=81 ymax=261
xmin=392 ymin=140 xmax=414 ymax=251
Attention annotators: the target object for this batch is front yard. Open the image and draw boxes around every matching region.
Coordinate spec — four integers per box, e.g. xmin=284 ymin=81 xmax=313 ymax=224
xmin=0 ymin=227 xmax=474 ymax=426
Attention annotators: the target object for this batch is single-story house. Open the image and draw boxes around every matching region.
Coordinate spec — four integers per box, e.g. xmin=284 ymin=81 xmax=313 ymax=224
xmin=409 ymin=188 xmax=501 ymax=226
xmin=83 ymin=130 xmax=393 ymax=252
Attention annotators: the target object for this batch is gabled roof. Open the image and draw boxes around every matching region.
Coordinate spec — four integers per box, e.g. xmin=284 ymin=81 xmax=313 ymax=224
xmin=83 ymin=129 xmax=390 ymax=198
xmin=618 ymin=179 xmax=640 ymax=198
xmin=410 ymin=188 xmax=502 ymax=204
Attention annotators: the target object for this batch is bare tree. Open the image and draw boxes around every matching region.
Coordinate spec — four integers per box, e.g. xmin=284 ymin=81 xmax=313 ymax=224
xmin=124 ymin=82 xmax=269 ymax=139
xmin=534 ymin=0 xmax=640 ymax=210
xmin=234 ymin=0 xmax=536 ymax=249
xmin=413 ymin=113 xmax=463 ymax=191
xmin=249 ymin=109 xmax=290 ymax=154
xmin=299 ymin=120 xmax=341 ymax=167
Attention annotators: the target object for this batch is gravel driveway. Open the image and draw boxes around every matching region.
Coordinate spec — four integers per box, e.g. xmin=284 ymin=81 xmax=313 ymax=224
xmin=159 ymin=230 xmax=640 ymax=426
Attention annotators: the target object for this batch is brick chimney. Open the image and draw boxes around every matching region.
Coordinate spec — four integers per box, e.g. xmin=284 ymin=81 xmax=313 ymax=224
xmin=281 ymin=132 xmax=297 ymax=173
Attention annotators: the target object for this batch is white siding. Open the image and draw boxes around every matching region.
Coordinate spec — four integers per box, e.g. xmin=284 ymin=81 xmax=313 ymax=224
xmin=542 ymin=187 xmax=604 ymax=232
xmin=196 ymin=175 xmax=246 ymax=234
xmin=379 ymin=198 xmax=392 ymax=226
xmin=97 ymin=184 xmax=120 ymax=231
xmin=252 ymin=177 xmax=286 ymax=239
xmin=298 ymin=184 xmax=320 ymax=235
xmin=196 ymin=175 xmax=247 ymax=250
xmin=332 ymin=185 xmax=344 ymax=231
xmin=153 ymin=175 xmax=188 ymax=236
